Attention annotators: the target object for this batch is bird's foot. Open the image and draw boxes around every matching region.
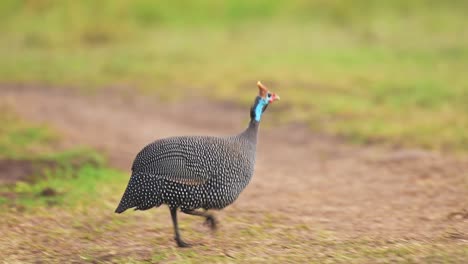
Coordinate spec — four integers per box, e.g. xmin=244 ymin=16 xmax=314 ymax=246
xmin=204 ymin=215 xmax=218 ymax=231
xmin=175 ymin=237 xmax=191 ymax=248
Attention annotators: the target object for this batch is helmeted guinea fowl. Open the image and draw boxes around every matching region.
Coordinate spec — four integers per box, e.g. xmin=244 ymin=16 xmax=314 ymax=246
xmin=115 ymin=81 xmax=280 ymax=247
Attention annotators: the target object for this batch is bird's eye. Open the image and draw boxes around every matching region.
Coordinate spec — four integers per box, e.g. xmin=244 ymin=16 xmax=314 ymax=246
xmin=267 ymin=93 xmax=271 ymax=97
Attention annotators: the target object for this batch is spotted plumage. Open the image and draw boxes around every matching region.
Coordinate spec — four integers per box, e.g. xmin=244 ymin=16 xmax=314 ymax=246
xmin=115 ymin=82 xmax=280 ymax=247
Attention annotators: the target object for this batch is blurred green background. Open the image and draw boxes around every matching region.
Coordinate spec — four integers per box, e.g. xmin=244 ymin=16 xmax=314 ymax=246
xmin=1 ymin=0 xmax=467 ymax=149
xmin=2 ymin=1 xmax=468 ymax=262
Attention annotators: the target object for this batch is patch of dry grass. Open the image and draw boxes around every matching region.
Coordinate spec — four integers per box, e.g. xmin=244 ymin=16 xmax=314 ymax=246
xmin=2 ymin=204 xmax=467 ymax=263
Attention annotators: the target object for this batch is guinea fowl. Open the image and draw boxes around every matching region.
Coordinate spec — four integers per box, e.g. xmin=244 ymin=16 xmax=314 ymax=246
xmin=115 ymin=81 xmax=280 ymax=247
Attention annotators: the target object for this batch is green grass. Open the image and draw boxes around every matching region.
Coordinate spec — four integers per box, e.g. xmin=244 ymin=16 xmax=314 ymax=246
xmin=0 ymin=109 xmax=121 ymax=209
xmin=1 ymin=1 xmax=467 ymax=151
xmin=0 ymin=108 xmax=115 ymax=204
xmin=0 ymin=109 xmax=57 ymax=158
xmin=2 ymin=149 xmax=115 ymax=208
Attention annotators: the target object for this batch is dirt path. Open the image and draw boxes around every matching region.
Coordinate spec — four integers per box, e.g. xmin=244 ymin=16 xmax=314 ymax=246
xmin=1 ymin=84 xmax=467 ymax=241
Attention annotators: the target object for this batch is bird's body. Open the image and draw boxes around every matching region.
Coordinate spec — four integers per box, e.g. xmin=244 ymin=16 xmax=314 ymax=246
xmin=115 ymin=122 xmax=258 ymax=213
xmin=115 ymin=82 xmax=280 ymax=247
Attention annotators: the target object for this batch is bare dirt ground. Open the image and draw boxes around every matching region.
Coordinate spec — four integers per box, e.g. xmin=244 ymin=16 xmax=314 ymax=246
xmin=1 ymin=84 xmax=468 ymax=262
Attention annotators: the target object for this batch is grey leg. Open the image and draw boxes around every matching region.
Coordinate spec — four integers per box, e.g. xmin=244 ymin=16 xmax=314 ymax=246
xmin=182 ymin=209 xmax=218 ymax=231
xmin=170 ymin=207 xmax=191 ymax=247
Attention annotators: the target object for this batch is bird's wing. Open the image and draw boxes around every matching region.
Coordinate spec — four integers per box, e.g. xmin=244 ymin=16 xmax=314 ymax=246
xmin=131 ymin=136 xmax=223 ymax=185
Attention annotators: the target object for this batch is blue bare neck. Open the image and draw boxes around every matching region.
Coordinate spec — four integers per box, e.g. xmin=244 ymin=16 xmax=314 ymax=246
xmin=254 ymin=98 xmax=269 ymax=122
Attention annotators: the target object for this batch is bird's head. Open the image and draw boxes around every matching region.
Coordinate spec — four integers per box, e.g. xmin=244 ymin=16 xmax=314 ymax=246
xmin=250 ymin=81 xmax=280 ymax=122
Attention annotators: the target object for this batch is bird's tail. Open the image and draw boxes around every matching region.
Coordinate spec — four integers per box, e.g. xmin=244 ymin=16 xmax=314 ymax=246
xmin=115 ymin=177 xmax=137 ymax=213
xmin=115 ymin=171 xmax=162 ymax=213
xmin=115 ymin=200 xmax=130 ymax=214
